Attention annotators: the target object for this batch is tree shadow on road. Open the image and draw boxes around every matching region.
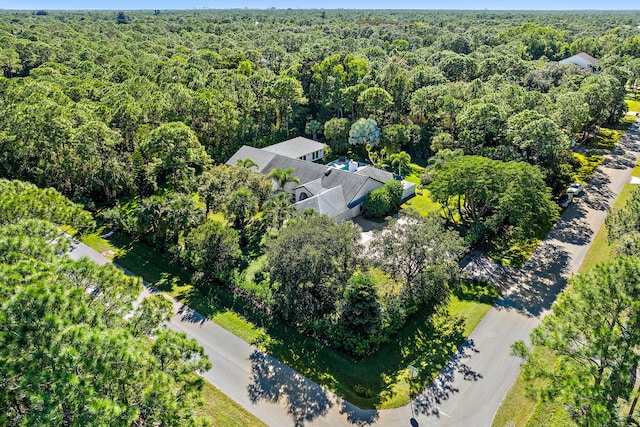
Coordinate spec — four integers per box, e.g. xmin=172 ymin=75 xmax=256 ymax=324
xmin=248 ymin=350 xmax=335 ymax=427
xmin=495 ymin=241 xmax=571 ymax=317
xmin=339 ymin=400 xmax=379 ymax=426
xmin=550 ymin=203 xmax=594 ymax=247
xmin=413 ymin=339 xmax=482 ymax=418
xmin=581 ymin=169 xmax=615 ymax=212
xmin=601 ymin=125 xmax=640 ymax=171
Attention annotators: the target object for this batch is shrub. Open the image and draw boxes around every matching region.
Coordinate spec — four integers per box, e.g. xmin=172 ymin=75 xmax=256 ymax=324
xmin=362 ymin=179 xmax=404 ymax=219
xmin=363 ymin=187 xmax=391 ymax=218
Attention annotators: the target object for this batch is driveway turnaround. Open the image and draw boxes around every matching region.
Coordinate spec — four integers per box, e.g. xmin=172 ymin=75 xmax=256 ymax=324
xmin=69 ymin=120 xmax=640 ymax=427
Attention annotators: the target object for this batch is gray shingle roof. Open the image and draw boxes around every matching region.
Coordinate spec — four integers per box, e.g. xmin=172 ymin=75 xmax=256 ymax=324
xmin=261 ymin=155 xmax=370 ymax=204
xmin=294 ymin=186 xmax=348 ymax=217
xmin=225 ymin=146 xmax=277 ymax=173
xmin=354 ymin=166 xmax=395 ymax=183
xmin=262 ymin=137 xmax=326 ymax=159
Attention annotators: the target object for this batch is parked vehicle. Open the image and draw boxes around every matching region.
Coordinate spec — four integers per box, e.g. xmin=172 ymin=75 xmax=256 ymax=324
xmin=559 ymin=194 xmax=573 ymax=208
xmin=567 ymin=182 xmax=584 ymax=196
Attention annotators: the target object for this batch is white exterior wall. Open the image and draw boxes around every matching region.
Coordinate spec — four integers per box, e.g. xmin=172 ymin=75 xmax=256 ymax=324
xmin=402 ymin=180 xmax=416 ymax=200
xmin=333 ymin=204 xmax=362 ymax=222
xmin=352 ymin=178 xmax=385 ymax=204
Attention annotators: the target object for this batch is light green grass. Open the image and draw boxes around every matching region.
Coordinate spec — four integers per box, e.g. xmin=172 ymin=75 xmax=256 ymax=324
xmin=194 ymin=380 xmax=268 ymax=427
xmin=492 ymin=347 xmax=559 ymax=427
xmin=485 ymin=237 xmax=542 ymax=268
xmin=626 ymin=97 xmax=640 ymax=113
xmin=401 ymin=188 xmax=441 ymax=216
xmin=401 ymin=164 xmax=441 ymax=216
xmin=579 ymin=183 xmax=636 ymax=274
xmin=80 ymin=232 xmax=120 ymax=258
xmin=585 ymin=116 xmax=635 ymax=151
xmin=573 ymin=151 xmax=603 ymax=183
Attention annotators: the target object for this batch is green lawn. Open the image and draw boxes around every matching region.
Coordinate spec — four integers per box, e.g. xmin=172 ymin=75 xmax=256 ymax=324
xmin=195 ymin=380 xmax=268 ymax=427
xmin=400 ymin=164 xmax=441 ymax=216
xmin=82 ymin=232 xmax=498 ymax=410
xmin=626 ymin=94 xmax=640 ymax=113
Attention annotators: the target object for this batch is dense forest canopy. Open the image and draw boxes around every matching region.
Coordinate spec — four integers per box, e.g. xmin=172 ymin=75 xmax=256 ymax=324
xmin=2 ymin=9 xmax=640 ymax=358
xmin=1 ymin=9 xmax=639 ymax=204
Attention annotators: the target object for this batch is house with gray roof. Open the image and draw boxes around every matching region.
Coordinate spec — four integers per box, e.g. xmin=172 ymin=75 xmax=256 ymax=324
xmin=226 ymin=143 xmax=415 ymax=221
xmin=261 ymin=136 xmax=326 ymax=162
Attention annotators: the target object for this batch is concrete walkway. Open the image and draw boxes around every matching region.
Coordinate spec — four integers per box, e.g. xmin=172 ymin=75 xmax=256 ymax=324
xmin=68 ymin=119 xmax=640 ymax=427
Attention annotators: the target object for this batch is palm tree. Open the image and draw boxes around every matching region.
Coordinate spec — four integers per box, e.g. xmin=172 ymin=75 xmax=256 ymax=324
xmin=263 ymin=192 xmax=296 ymax=230
xmin=390 ymin=151 xmax=411 ymax=177
xmin=236 ymin=157 xmax=258 ymax=169
xmin=266 ymin=167 xmax=300 ymax=192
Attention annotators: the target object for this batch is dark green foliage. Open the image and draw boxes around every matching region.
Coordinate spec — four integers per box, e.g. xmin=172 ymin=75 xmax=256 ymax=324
xmin=362 ymin=179 xmax=404 ymax=219
xmin=265 ymin=214 xmax=361 ymax=323
xmin=199 ymin=165 xmax=271 ymax=214
xmin=116 ymin=11 xmax=131 ymax=24
xmin=0 ymin=9 xmax=637 ymax=361
xmin=0 ymin=10 xmax=633 ymax=207
xmin=0 ymin=179 xmax=94 ymax=231
xmin=335 ymin=272 xmax=383 ymax=357
xmin=362 ymin=186 xmax=391 ymax=219
xmin=606 ymin=186 xmax=640 ymax=256
xmin=369 ymin=212 xmax=466 ymax=313
xmin=0 ymin=184 xmax=210 ymax=426
xmin=427 ymin=155 xmax=559 ymax=244
xmin=512 ymin=256 xmax=640 ymax=426
xmin=183 ymin=221 xmax=241 ymax=282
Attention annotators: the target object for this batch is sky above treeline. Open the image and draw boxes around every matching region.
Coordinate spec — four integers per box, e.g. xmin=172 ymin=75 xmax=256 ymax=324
xmin=2 ymin=0 xmax=640 ymax=10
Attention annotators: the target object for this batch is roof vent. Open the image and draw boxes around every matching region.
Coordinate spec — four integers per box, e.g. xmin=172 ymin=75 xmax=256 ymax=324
xmin=324 ymin=167 xmax=332 ymax=176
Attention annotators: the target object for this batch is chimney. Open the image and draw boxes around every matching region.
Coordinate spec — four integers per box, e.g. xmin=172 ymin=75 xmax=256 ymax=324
xmin=348 ymin=160 xmax=357 ymax=172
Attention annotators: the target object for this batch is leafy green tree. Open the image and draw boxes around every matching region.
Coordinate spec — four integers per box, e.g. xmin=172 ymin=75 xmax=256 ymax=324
xmin=227 ymin=189 xmax=259 ymax=229
xmin=183 ymin=220 xmax=241 ymax=281
xmin=606 ymin=186 xmax=640 ymax=256
xmin=368 ymin=212 xmax=465 ymax=310
xmin=512 ymin=256 xmax=640 ymax=426
xmin=349 ymin=118 xmax=381 ymax=160
xmin=363 ymin=180 xmax=403 ymax=219
xmin=456 ymin=102 xmax=506 ymax=153
xmin=266 ymin=214 xmax=361 ymax=322
xmin=357 ymin=86 xmax=393 ymax=120
xmin=140 ymin=122 xmax=211 ymax=192
xmin=390 ymin=151 xmax=412 ymax=176
xmin=305 ymin=119 xmax=323 ymax=141
xmin=0 ymin=179 xmax=94 ymax=231
xmin=553 ymin=91 xmax=590 ymax=140
xmin=362 ymin=186 xmax=391 ymax=219
xmin=336 ymin=271 xmax=383 ymax=357
xmin=236 ymin=157 xmax=258 ymax=169
xmin=198 ymin=165 xmax=271 ymax=215
xmin=272 ymin=75 xmax=307 ymax=136
xmin=237 ymin=60 xmax=253 ymax=76
xmin=382 ymin=124 xmax=409 ymax=154
xmin=505 ymin=111 xmax=570 ymax=166
xmin=324 ymin=117 xmax=351 ymax=154
xmin=0 ymin=227 xmax=211 ymax=425
xmin=136 ymin=193 xmax=205 ymax=251
xmin=427 ymin=155 xmax=559 ymax=242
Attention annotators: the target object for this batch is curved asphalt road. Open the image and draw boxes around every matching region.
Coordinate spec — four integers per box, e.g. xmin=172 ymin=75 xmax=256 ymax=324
xmin=69 ymin=119 xmax=640 ymax=427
